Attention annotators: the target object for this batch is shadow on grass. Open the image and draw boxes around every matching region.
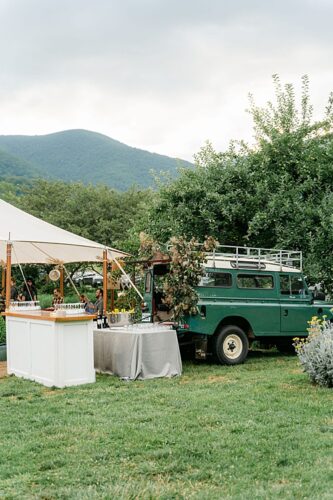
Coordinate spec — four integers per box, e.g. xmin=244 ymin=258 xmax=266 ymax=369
xmin=248 ymin=349 xmax=294 ymax=359
xmin=180 ymin=343 xmax=294 ymax=365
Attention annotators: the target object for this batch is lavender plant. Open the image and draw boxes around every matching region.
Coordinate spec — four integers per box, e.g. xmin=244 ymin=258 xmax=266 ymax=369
xmin=294 ymin=317 xmax=333 ymax=388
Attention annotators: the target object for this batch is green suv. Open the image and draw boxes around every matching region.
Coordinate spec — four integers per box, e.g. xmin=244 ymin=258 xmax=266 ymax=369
xmin=142 ymin=246 xmax=333 ymax=365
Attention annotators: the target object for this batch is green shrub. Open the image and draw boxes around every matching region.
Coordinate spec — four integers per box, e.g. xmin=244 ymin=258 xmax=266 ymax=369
xmin=0 ymin=316 xmax=6 ymax=344
xmin=294 ymin=318 xmax=333 ymax=387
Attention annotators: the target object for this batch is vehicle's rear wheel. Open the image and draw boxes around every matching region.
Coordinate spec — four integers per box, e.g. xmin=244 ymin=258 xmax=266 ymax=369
xmin=213 ymin=325 xmax=249 ymax=365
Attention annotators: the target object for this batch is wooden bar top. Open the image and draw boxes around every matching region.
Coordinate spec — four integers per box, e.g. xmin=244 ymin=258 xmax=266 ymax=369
xmin=3 ymin=310 xmax=96 ymax=322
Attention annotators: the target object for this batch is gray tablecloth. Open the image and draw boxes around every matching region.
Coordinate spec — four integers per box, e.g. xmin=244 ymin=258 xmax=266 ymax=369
xmin=94 ymin=327 xmax=182 ymax=380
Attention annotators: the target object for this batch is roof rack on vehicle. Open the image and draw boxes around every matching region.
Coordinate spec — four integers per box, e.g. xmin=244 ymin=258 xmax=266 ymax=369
xmin=206 ymin=245 xmax=302 ymax=271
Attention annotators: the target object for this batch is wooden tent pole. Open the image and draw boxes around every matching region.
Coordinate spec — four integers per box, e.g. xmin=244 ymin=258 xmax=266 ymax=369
xmin=103 ymin=250 xmax=108 ymax=315
xmin=5 ymin=242 xmax=12 ymax=310
xmin=59 ymin=266 xmax=64 ymax=298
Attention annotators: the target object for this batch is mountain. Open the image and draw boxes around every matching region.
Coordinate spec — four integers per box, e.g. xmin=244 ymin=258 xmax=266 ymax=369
xmin=0 ymin=130 xmax=193 ymax=190
xmin=0 ymin=148 xmax=41 ymax=182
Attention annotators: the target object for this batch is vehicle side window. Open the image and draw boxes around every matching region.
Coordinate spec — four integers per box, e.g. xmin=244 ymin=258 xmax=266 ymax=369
xmin=199 ymin=272 xmax=232 ymax=287
xmin=237 ymin=274 xmax=274 ymax=289
xmin=280 ymin=275 xmax=304 ymax=295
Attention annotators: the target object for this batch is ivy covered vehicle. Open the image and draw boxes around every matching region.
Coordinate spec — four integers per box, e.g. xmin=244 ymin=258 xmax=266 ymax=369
xmin=142 ymin=245 xmax=333 ymax=365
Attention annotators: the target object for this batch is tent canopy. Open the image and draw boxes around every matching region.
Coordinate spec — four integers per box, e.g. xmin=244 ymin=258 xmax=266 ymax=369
xmin=0 ymin=199 xmax=128 ymax=265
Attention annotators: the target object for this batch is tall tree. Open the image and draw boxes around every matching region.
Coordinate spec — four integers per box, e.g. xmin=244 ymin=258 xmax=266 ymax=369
xmin=141 ymin=76 xmax=333 ymax=289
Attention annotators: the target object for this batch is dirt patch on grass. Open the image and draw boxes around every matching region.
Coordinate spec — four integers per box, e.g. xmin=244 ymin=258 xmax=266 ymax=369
xmin=42 ymin=388 xmax=65 ymax=396
xmin=289 ymin=368 xmax=302 ymax=374
xmin=180 ymin=374 xmax=234 ymax=385
xmin=207 ymin=375 xmax=230 ymax=383
xmin=279 ymin=382 xmax=301 ymax=391
xmin=0 ymin=361 xmax=7 ymax=378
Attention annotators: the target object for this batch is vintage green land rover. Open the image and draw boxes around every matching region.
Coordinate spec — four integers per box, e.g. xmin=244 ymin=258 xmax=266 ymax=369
xmin=142 ymin=245 xmax=333 ymax=365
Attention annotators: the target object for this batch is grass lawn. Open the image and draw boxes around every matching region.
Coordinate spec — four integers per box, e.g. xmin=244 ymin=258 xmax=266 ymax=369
xmin=0 ymin=352 xmax=332 ymax=499
xmin=38 ymin=291 xmax=97 ymax=309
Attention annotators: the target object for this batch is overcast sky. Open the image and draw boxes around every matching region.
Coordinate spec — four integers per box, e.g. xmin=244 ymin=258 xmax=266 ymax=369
xmin=0 ymin=0 xmax=332 ymax=160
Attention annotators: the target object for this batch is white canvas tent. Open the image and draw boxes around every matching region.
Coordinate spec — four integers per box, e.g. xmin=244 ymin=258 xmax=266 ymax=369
xmin=0 ymin=199 xmax=128 ymax=265
xmin=0 ymin=198 xmax=136 ymax=310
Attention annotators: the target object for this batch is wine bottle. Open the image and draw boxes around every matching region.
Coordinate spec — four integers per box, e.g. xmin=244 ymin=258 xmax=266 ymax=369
xmin=103 ymin=315 xmax=109 ymax=329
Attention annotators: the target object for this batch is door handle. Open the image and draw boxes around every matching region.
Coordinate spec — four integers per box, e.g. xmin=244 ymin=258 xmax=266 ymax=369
xmin=283 ymin=309 xmax=288 ymax=316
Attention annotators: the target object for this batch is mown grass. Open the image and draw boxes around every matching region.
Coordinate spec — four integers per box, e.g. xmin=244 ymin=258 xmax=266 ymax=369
xmin=38 ymin=291 xmax=96 ymax=309
xmin=0 ymin=352 xmax=332 ymax=499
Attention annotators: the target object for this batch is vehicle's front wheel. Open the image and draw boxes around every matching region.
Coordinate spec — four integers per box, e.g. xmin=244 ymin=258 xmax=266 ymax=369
xmin=213 ymin=325 xmax=249 ymax=365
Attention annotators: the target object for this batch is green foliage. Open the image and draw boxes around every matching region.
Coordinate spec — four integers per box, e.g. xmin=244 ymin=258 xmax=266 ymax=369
xmin=163 ymin=236 xmax=218 ymax=319
xmin=0 ymin=130 xmax=192 ymax=190
xmin=0 ymin=147 xmax=41 ymax=180
xmin=0 ymin=147 xmax=37 ymax=204
xmin=114 ymin=286 xmax=143 ymax=322
xmin=143 ymin=76 xmax=333 ymax=291
xmin=139 ymin=234 xmax=218 ymax=320
xmin=0 ymin=181 xmax=25 ymax=205
xmin=244 ymin=75 xmax=333 ymax=288
xmin=15 ymin=179 xmax=151 ymax=253
xmin=137 ymin=148 xmax=256 ymax=244
xmin=0 ymin=357 xmax=332 ymax=498
xmin=294 ymin=317 xmax=333 ymax=387
xmin=114 ymin=288 xmax=137 ymax=311
xmin=0 ymin=316 xmax=6 ymax=344
xmin=38 ymin=291 xmax=96 ymax=309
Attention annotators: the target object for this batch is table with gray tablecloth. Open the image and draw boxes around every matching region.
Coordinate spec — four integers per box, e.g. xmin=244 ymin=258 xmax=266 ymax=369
xmin=93 ymin=326 xmax=182 ymax=380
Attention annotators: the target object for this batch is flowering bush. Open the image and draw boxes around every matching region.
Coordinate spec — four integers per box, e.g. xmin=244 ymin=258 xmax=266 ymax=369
xmin=162 ymin=237 xmax=206 ymax=319
xmin=139 ymin=233 xmax=218 ymax=321
xmin=294 ymin=316 xmax=333 ymax=388
xmin=139 ymin=232 xmax=162 ymax=260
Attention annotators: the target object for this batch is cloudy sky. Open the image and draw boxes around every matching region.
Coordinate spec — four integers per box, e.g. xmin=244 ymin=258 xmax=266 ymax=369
xmin=0 ymin=0 xmax=332 ymax=160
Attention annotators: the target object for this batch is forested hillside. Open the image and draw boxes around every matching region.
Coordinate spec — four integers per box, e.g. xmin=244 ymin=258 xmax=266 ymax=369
xmin=0 ymin=148 xmax=41 ymax=182
xmin=0 ymin=130 xmax=192 ymax=190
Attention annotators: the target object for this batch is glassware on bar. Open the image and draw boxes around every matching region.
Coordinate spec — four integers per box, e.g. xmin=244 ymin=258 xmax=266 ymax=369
xmin=54 ymin=303 xmax=86 ymax=315
xmin=9 ymin=301 xmax=41 ymax=311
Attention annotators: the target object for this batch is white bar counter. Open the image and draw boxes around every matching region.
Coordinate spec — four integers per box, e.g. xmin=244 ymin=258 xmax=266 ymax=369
xmin=5 ymin=310 xmax=96 ymax=388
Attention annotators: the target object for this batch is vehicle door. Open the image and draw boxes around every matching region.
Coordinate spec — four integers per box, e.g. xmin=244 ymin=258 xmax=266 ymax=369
xmin=235 ymin=273 xmax=280 ymax=336
xmin=279 ymin=273 xmax=312 ymax=335
xmin=190 ymin=270 xmax=234 ymax=333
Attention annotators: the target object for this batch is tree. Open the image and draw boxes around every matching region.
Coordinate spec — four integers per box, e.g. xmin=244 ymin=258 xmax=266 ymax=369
xmin=136 ymin=143 xmax=257 ymax=245
xmin=245 ymin=75 xmax=333 ymax=286
xmin=17 ymin=180 xmax=152 ymax=253
xmin=142 ymin=76 xmax=333 ymax=290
